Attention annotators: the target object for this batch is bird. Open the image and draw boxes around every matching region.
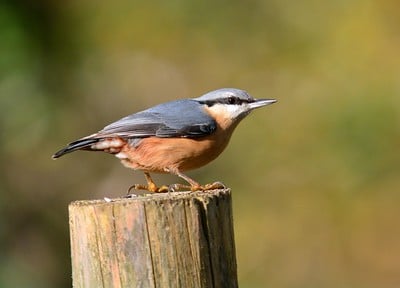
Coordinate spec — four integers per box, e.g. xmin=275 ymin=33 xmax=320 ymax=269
xmin=53 ymin=88 xmax=276 ymax=193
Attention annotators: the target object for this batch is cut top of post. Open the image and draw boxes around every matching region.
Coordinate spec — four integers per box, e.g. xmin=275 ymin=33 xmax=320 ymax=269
xmin=69 ymin=188 xmax=238 ymax=288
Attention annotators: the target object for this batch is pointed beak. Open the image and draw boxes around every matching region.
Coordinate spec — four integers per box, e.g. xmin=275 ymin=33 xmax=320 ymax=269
xmin=249 ymin=98 xmax=277 ymax=110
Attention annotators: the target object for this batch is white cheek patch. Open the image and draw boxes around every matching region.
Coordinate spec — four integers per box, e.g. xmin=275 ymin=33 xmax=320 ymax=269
xmin=209 ymin=104 xmax=247 ymax=120
xmin=225 ymin=104 xmax=246 ymax=119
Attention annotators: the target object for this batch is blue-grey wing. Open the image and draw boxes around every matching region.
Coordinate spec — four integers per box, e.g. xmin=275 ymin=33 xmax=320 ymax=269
xmin=96 ymin=99 xmax=216 ymax=138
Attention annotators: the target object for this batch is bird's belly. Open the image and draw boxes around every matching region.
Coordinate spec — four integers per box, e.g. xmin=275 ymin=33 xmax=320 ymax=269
xmin=117 ymin=133 xmax=232 ymax=173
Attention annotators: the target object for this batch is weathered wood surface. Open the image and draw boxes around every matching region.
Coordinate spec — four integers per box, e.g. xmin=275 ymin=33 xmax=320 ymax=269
xmin=69 ymin=189 xmax=238 ymax=288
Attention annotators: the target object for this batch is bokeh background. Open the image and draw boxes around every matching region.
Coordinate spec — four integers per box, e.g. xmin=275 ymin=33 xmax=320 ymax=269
xmin=1 ymin=0 xmax=400 ymax=287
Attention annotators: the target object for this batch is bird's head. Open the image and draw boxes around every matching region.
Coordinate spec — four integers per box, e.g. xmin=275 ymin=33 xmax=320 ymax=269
xmin=194 ymin=88 xmax=276 ymax=128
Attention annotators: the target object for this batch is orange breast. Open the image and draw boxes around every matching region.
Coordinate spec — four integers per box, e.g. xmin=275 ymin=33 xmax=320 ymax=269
xmin=119 ymin=125 xmax=235 ymax=173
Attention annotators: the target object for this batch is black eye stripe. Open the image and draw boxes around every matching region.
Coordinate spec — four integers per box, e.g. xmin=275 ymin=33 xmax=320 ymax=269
xmin=198 ymin=97 xmax=252 ymax=106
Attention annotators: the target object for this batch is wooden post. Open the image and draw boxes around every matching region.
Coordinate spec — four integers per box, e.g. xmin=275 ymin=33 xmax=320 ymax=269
xmin=69 ymin=189 xmax=238 ymax=288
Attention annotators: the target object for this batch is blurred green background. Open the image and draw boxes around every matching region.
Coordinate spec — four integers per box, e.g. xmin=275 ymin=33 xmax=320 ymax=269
xmin=1 ymin=0 xmax=400 ymax=287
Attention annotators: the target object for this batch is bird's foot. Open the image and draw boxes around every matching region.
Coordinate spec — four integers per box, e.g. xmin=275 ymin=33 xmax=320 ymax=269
xmin=168 ymin=181 xmax=225 ymax=192
xmin=200 ymin=181 xmax=226 ymax=191
xmin=127 ymin=181 xmax=226 ymax=195
xmin=127 ymin=183 xmax=170 ymax=194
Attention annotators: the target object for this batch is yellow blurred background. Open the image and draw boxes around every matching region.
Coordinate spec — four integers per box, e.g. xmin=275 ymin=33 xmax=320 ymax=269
xmin=1 ymin=0 xmax=400 ymax=287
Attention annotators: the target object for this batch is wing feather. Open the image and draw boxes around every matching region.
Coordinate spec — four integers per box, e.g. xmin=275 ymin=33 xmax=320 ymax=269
xmin=95 ymin=99 xmax=216 ymax=138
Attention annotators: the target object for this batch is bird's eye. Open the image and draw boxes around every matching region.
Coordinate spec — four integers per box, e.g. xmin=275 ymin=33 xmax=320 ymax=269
xmin=227 ymin=96 xmax=237 ymax=104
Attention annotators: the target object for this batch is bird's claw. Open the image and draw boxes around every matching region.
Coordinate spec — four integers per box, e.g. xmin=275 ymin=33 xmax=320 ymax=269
xmin=166 ymin=183 xmax=224 ymax=192
xmin=127 ymin=181 xmax=226 ymax=195
xmin=205 ymin=181 xmax=226 ymax=190
xmin=127 ymin=184 xmax=169 ymax=195
xmin=189 ymin=181 xmax=226 ymax=192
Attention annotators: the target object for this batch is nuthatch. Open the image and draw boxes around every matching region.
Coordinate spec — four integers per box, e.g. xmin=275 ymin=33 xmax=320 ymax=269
xmin=53 ymin=88 xmax=276 ymax=192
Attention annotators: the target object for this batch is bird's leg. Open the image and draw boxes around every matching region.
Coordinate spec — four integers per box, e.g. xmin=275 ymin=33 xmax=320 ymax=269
xmin=128 ymin=172 xmax=169 ymax=193
xmin=143 ymin=172 xmax=162 ymax=192
xmin=166 ymin=168 xmax=225 ymax=192
xmin=175 ymin=171 xmax=202 ymax=191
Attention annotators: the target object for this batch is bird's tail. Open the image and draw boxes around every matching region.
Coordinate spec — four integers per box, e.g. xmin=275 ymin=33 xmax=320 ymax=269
xmin=52 ymin=138 xmax=100 ymax=159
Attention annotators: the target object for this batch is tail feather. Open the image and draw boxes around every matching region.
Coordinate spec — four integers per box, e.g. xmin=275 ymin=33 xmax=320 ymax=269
xmin=52 ymin=138 xmax=100 ymax=159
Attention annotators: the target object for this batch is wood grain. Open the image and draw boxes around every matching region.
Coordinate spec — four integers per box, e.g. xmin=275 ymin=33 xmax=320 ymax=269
xmin=69 ymin=189 xmax=238 ymax=288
